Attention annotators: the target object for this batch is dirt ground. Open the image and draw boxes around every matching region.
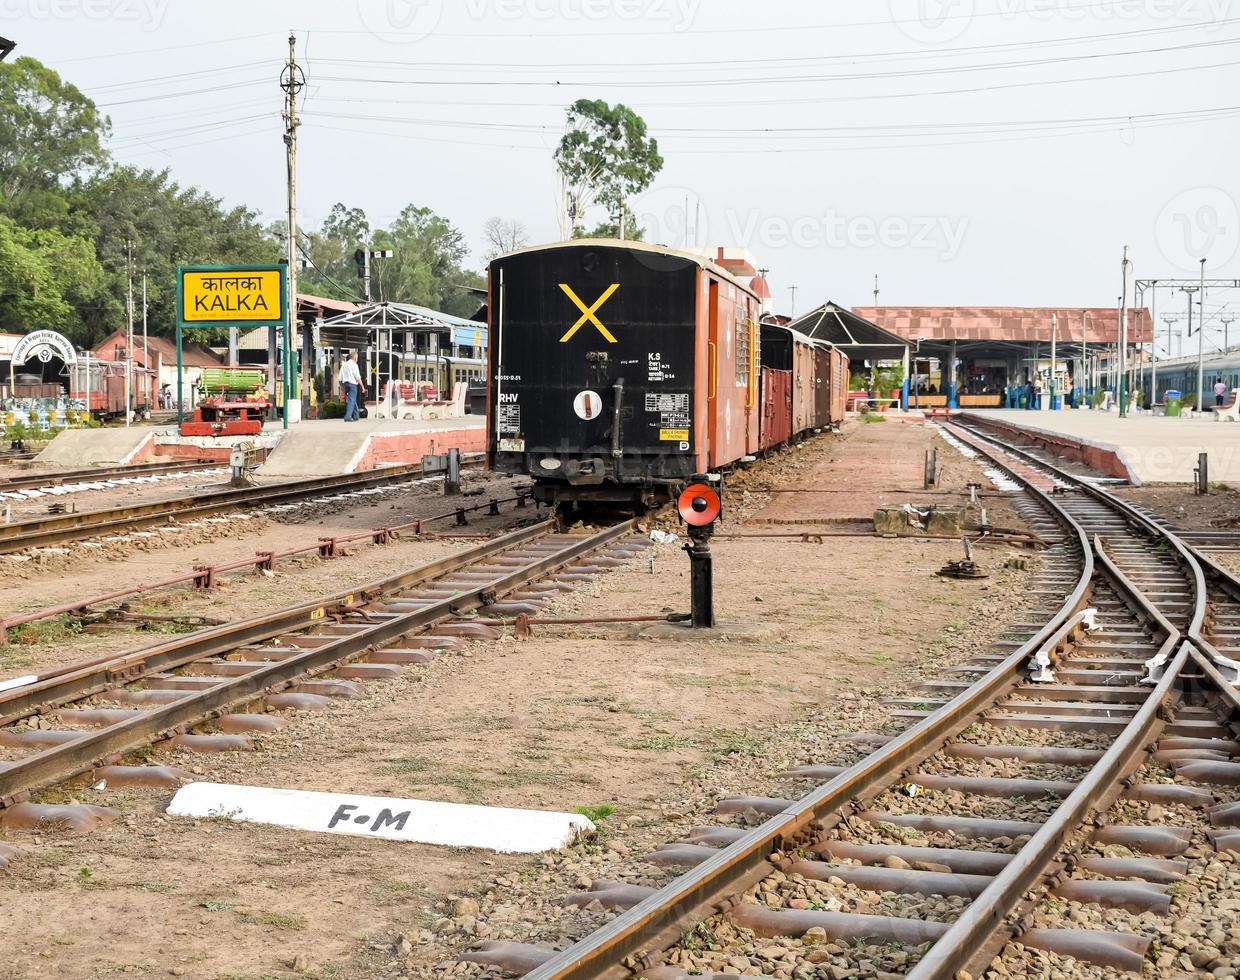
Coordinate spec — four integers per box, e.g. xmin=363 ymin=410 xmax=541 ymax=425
xmin=0 ymin=421 xmax=1043 ymax=980
xmin=1116 ymin=482 xmax=1240 ymax=530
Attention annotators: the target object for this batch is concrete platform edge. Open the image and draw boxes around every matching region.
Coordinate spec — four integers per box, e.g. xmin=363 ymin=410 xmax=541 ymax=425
xmin=959 ymin=411 xmax=1141 ymax=487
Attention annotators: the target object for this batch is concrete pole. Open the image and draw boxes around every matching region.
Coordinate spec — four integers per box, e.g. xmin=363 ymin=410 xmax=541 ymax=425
xmin=1118 ymin=247 xmax=1129 ymax=417
xmin=124 ymin=240 xmax=133 ymax=427
xmin=1196 ymin=257 xmax=1207 ymax=415
xmin=1150 ymin=283 xmax=1158 ymax=405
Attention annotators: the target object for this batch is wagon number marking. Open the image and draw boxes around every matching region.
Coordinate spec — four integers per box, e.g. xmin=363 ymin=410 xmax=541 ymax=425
xmin=559 ymin=283 xmax=619 ymax=344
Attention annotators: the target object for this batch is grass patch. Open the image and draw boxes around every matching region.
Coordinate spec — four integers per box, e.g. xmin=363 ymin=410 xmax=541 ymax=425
xmin=6 ymin=615 xmax=83 ymax=647
xmin=380 ymin=756 xmax=434 ymax=776
xmin=574 ymin=803 xmax=616 ymax=824
xmin=709 ymin=731 xmax=764 ymax=757
xmin=137 ymin=880 xmax=177 ymax=894
xmin=625 ymin=733 xmax=696 ymax=752
xmin=200 ymin=899 xmax=233 ymax=912
xmin=236 ymin=909 xmax=306 ymax=930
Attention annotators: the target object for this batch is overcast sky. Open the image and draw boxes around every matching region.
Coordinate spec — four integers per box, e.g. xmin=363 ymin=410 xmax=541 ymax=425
xmin=7 ymin=0 xmax=1238 ymax=330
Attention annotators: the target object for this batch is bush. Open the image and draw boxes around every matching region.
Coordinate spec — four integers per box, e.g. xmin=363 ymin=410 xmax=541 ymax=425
xmin=320 ymin=399 xmax=345 ymax=419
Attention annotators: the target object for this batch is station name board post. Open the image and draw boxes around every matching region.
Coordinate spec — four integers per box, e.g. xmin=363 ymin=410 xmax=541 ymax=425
xmin=175 ymin=264 xmax=289 ymax=428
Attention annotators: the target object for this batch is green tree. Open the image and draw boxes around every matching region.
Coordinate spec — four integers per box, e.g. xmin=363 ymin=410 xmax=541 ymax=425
xmin=554 ymin=99 xmax=662 ymax=238
xmin=69 ymin=165 xmax=279 ymax=344
xmin=297 ymin=203 xmax=369 ymax=301
xmin=381 ymin=204 xmax=481 ymax=316
xmin=0 ymin=56 xmax=110 ymax=229
xmin=0 ymin=215 xmax=104 ymax=340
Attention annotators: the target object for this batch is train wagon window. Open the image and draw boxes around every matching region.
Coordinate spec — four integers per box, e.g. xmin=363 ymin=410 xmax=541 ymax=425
xmin=735 ymin=303 xmax=750 ymax=387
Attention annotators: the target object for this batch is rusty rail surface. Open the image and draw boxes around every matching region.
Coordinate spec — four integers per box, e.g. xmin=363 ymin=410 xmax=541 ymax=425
xmin=0 ymin=520 xmax=554 ymax=721
xmin=0 ymin=519 xmax=636 ymax=806
xmin=521 ymin=434 xmax=1096 ymax=980
xmin=0 ymin=456 xmax=483 ymax=555
xmin=0 ymin=489 xmax=540 ymax=643
xmin=905 ymin=533 xmax=1188 ymax=978
xmin=519 ymin=419 xmax=1223 ymax=980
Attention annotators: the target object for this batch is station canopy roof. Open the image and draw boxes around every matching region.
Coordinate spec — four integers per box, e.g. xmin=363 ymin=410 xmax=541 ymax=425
xmin=318 ymin=301 xmax=487 ymax=350
xmin=853 ymin=306 xmax=1153 ymax=352
xmin=786 ymin=302 xmax=910 ymax=363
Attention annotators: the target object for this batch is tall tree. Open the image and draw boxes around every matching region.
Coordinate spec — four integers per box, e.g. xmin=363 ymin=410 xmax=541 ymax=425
xmin=0 ymin=56 xmax=110 ymax=229
xmin=481 ymin=216 xmax=529 ymax=262
xmin=69 ymin=165 xmax=278 ymax=344
xmin=0 ymin=215 xmax=103 ymax=340
xmin=380 ymin=204 xmax=480 ymax=316
xmin=554 ymin=99 xmax=662 ymax=238
xmin=297 ymin=203 xmax=370 ymax=301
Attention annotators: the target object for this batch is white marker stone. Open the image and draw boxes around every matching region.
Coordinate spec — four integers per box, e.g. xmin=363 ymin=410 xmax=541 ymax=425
xmin=167 ymin=781 xmax=595 ymax=854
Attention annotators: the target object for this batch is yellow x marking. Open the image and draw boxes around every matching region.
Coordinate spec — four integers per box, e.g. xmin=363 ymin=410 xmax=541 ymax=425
xmin=559 ymin=283 xmax=619 ymax=343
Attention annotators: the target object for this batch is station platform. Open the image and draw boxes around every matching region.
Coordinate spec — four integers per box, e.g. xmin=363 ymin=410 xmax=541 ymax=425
xmin=962 ymin=409 xmax=1240 ymax=486
xmin=257 ymin=416 xmax=485 ymax=478
xmin=34 ymin=426 xmax=158 ymax=467
xmin=33 ymin=416 xmax=486 ymax=477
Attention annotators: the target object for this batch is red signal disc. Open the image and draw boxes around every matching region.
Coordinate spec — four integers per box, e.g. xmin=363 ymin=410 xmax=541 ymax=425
xmin=677 ymin=483 xmax=721 ymax=526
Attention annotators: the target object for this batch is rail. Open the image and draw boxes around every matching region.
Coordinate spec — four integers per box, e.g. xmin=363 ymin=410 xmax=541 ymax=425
xmin=522 ymin=433 xmax=1094 ymax=980
xmin=0 ymin=519 xmax=637 ymax=805
xmin=0 ymin=455 xmax=483 ymax=555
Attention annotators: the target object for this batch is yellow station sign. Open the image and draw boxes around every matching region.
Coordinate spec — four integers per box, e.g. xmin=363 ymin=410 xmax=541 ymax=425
xmin=180 ymin=268 xmax=285 ymax=324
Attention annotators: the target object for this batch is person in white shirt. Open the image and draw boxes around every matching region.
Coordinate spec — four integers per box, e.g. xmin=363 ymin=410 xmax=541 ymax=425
xmin=339 ymin=352 xmax=366 ymax=421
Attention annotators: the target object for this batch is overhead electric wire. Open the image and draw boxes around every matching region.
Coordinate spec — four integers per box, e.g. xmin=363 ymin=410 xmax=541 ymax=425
xmin=297 ymin=103 xmax=1240 ymax=142
xmin=314 ymin=16 xmax=1240 ymax=73
xmin=95 ymin=77 xmax=272 ymax=108
xmin=295 ymin=0 xmax=1184 ymax=39
xmin=310 ymin=33 xmax=1240 ymax=87
xmin=298 ymin=58 xmax=1240 ymax=112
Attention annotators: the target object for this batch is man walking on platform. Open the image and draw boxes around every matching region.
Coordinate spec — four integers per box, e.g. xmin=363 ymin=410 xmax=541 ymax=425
xmin=340 ymin=351 xmax=365 ymax=421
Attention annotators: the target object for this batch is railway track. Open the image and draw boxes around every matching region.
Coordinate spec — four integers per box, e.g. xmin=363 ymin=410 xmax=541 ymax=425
xmin=0 ymin=458 xmax=480 ymax=555
xmin=454 ymin=419 xmax=1240 ymax=980
xmin=0 ymin=519 xmax=646 ymax=823
xmin=0 ymin=458 xmax=222 ymax=496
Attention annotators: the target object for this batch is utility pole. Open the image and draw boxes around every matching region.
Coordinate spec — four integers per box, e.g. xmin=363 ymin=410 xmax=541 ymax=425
xmin=1181 ymin=284 xmax=1199 ymax=405
xmin=1149 ymin=282 xmax=1158 ymax=405
xmin=142 ymin=271 xmax=148 ymax=406
xmin=1196 ymin=257 xmax=1207 ymax=415
xmin=125 ymin=240 xmax=134 ymax=428
xmin=1118 ymin=246 xmax=1129 ymax=417
xmin=1223 ymin=317 xmax=1234 ymax=352
xmin=281 ymin=32 xmax=304 ymax=430
xmin=789 ymin=285 xmax=798 ymax=319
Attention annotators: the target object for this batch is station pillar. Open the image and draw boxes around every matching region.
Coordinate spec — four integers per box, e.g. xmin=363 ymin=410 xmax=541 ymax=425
xmin=900 ymin=346 xmax=910 ymax=411
xmin=946 ymin=340 xmax=958 ymax=409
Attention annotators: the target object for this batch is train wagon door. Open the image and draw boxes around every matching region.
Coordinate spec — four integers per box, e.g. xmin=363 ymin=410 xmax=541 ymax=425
xmin=706 ymin=278 xmax=720 ymax=465
xmin=813 ymin=346 xmax=830 ymax=427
